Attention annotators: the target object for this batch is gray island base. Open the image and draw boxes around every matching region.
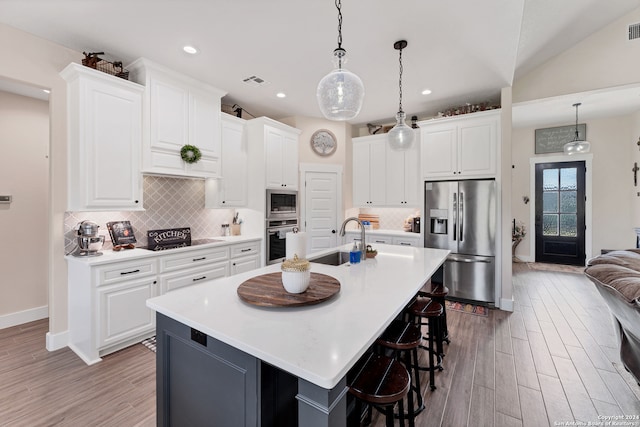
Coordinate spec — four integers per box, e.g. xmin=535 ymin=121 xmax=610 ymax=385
xmin=147 ymin=244 xmax=450 ymax=426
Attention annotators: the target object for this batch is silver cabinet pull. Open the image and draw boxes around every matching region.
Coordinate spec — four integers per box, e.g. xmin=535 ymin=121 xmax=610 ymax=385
xmin=192 ymin=276 xmax=207 ymax=282
xmin=240 ymin=248 xmax=252 ymax=252
xmin=193 ymin=257 xmax=206 ymax=262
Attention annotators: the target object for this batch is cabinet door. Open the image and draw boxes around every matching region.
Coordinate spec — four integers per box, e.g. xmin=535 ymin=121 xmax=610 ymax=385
xmin=352 ymin=141 xmax=371 ymax=206
xmin=98 ymin=276 xmax=157 ymax=349
xmin=265 ymin=127 xmax=284 ymax=188
xmin=404 ymin=145 xmax=420 ymax=206
xmin=421 ymin=126 xmax=457 ymax=178
xmin=281 ymin=132 xmax=299 ymax=189
xmin=189 ymin=89 xmax=221 ymax=158
xmin=219 ymin=118 xmax=248 ymax=206
xmin=458 ymin=118 xmax=496 ymax=177
xmin=230 ymin=255 xmax=260 ymax=275
xmin=385 ymin=146 xmax=406 ymax=206
xmin=368 ymin=141 xmax=387 ymax=205
xmin=150 ymin=77 xmax=189 ymax=152
xmin=83 ymin=79 xmax=143 ymax=210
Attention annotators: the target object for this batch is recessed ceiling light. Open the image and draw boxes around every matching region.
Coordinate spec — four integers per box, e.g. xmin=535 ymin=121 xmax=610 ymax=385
xmin=183 ymin=45 xmax=198 ymax=54
xmin=276 ymin=92 xmax=286 ymax=98
xmin=42 ymin=89 xmax=50 ymax=94
xmin=422 ymin=89 xmax=432 ymax=95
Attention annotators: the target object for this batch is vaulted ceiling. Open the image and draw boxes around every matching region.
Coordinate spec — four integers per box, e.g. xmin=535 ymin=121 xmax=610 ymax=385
xmin=1 ymin=0 xmax=639 ymax=127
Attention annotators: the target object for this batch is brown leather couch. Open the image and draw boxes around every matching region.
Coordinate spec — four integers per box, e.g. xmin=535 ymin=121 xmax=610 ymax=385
xmin=585 ymin=249 xmax=640 ymax=384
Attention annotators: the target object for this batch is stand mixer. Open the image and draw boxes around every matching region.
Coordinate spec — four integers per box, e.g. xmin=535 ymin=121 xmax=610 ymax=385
xmin=73 ymin=220 xmax=104 ymax=257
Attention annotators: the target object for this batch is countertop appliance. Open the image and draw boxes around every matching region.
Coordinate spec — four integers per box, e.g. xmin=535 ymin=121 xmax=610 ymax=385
xmin=424 ymin=179 xmax=496 ymax=305
xmin=73 ymin=220 xmax=104 ymax=257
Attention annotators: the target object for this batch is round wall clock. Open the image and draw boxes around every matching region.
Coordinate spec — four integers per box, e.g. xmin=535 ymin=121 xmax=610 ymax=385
xmin=310 ymin=129 xmax=337 ymax=156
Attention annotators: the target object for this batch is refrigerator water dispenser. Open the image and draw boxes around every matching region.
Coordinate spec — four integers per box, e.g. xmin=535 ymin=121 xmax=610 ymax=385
xmin=429 ymin=209 xmax=448 ymax=234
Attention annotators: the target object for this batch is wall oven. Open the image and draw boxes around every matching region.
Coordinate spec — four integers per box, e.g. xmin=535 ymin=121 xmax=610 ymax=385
xmin=266 ymin=189 xmax=298 ymax=219
xmin=266 ymin=218 xmax=298 ymax=264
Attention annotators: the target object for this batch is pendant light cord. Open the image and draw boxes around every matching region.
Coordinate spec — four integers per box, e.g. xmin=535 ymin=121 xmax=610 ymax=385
xmin=336 ymin=0 xmax=343 ymax=50
xmin=574 ymin=103 xmax=580 ymax=140
xmin=398 ymin=47 xmax=404 ymax=113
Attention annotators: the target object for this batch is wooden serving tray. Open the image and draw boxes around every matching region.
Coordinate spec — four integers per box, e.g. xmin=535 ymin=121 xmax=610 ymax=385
xmin=237 ymin=272 xmax=340 ymax=307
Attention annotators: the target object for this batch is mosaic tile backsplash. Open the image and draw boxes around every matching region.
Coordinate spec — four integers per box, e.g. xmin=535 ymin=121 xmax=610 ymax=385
xmin=343 ymin=207 xmax=421 ymax=230
xmin=64 ymin=175 xmax=235 ymax=253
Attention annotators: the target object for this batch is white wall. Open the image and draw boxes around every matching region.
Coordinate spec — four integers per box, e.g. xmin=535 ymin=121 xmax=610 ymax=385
xmin=512 ymin=114 xmax=634 ymax=259
xmin=0 ymin=23 xmax=81 ymax=343
xmin=0 ymin=91 xmax=49 ymax=325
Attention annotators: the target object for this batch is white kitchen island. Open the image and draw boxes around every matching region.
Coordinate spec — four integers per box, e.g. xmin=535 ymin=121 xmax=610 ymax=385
xmin=146 ymin=243 xmax=449 ymax=427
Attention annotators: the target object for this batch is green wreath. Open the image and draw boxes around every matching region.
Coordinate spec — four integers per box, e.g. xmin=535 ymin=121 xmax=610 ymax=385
xmin=180 ymin=144 xmax=202 ymax=164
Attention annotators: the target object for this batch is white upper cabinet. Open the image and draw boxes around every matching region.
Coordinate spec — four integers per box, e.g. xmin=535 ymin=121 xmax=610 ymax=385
xmin=61 ymin=63 xmax=144 ymax=211
xmin=385 ymin=136 xmax=420 ymax=206
xmin=128 ymin=58 xmax=226 ymax=179
xmin=205 ymin=114 xmax=248 ymax=208
xmin=353 ymin=135 xmax=387 ymax=206
xmin=420 ymin=110 xmax=499 ymax=179
xmin=247 ymin=117 xmax=301 ymax=190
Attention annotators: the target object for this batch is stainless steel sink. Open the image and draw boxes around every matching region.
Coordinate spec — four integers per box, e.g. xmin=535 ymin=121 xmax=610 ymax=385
xmin=309 ymin=251 xmax=351 ymax=266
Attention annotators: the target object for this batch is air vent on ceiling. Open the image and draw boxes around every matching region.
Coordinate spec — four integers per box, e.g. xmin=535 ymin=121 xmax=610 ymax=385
xmin=629 ymin=23 xmax=640 ymax=41
xmin=242 ymin=75 xmax=270 ymax=87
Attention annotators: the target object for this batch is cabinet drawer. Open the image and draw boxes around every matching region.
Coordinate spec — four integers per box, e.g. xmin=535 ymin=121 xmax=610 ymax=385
xmin=96 ymin=259 xmax=158 ymax=286
xmin=369 ymin=236 xmax=392 ymax=245
xmin=229 ymin=241 xmax=260 ymax=259
xmin=392 ymin=236 xmax=422 ymax=247
xmin=160 ymin=262 xmax=229 ymax=294
xmin=160 ymin=246 xmax=229 ymax=273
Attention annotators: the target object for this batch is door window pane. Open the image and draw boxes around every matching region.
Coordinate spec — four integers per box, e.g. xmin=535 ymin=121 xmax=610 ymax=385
xmin=543 ymin=214 xmax=559 ymax=236
xmin=560 ymin=168 xmax=577 ymax=191
xmin=543 ymin=192 xmax=558 ymax=213
xmin=560 ymin=214 xmax=577 ymax=237
xmin=560 ymin=191 xmax=577 ymax=213
xmin=543 ymin=169 xmax=559 ymax=191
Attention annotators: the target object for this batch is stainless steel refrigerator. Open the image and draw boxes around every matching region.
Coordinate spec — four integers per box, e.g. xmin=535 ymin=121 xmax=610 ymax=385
xmin=424 ymin=179 xmax=497 ymax=305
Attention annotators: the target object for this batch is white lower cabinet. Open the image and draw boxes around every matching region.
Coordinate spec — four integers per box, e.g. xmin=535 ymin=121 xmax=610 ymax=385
xmin=229 ymin=240 xmax=261 ymax=275
xmin=67 ymin=238 xmax=262 ymax=365
xmin=98 ymin=276 xmax=158 ymax=349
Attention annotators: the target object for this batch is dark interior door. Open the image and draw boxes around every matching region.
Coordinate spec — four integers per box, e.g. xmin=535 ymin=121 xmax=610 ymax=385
xmin=535 ymin=161 xmax=586 ymax=265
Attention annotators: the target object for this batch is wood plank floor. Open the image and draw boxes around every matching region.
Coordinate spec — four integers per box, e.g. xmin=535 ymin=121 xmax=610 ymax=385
xmin=1 ymin=263 xmax=639 ymax=426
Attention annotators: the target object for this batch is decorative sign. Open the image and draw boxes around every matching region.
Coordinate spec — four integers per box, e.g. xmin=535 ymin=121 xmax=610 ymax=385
xmin=535 ymin=124 xmax=586 ymax=154
xmin=147 ymin=228 xmax=191 ymax=251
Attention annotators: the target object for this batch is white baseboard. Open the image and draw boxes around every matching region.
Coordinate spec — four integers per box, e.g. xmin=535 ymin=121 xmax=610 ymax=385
xmin=0 ymin=305 xmax=48 ymax=330
xmin=46 ymin=329 xmax=69 ymax=352
xmin=500 ymin=298 xmax=514 ymax=312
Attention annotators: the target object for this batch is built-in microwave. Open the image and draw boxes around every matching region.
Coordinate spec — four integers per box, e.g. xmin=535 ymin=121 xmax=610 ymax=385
xmin=266 ymin=189 xmax=298 ymax=219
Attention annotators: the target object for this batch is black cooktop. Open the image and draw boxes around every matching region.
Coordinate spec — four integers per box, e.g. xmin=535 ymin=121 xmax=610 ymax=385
xmin=139 ymin=238 xmax=224 ymax=251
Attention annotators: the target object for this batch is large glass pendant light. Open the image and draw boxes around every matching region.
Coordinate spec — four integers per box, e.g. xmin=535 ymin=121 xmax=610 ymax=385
xmin=316 ymin=0 xmax=364 ymax=121
xmin=563 ymin=102 xmax=591 ymax=155
xmin=388 ymin=40 xmax=414 ymax=150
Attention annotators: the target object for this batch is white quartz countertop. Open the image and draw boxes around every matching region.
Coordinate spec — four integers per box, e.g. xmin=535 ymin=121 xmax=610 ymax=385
xmin=65 ymin=235 xmax=262 ymax=265
xmin=146 ymin=243 xmax=449 ymax=389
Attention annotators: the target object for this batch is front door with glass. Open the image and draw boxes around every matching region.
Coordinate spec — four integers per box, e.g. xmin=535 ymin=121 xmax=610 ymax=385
xmin=534 ymin=161 xmax=586 ymax=265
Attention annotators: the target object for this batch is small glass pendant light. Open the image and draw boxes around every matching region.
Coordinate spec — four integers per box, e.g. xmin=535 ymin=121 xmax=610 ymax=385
xmin=316 ymin=0 xmax=364 ymax=121
xmin=564 ymin=103 xmax=590 ymax=155
xmin=388 ymin=40 xmax=414 ymax=150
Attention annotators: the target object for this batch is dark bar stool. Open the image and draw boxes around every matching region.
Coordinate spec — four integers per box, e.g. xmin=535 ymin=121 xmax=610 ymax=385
xmin=406 ymin=297 xmax=444 ymax=391
xmin=349 ymin=353 xmax=410 ymax=427
xmin=419 ymin=281 xmax=451 ymax=350
xmin=376 ymin=319 xmax=424 ymax=427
